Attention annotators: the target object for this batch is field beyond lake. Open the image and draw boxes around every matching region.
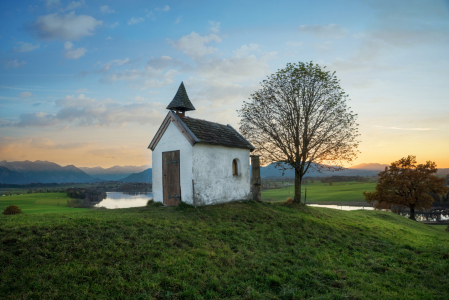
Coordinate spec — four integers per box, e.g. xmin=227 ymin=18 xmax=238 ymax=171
xmin=1 ymin=199 xmax=448 ymax=299
xmin=262 ymin=181 xmax=376 ymax=205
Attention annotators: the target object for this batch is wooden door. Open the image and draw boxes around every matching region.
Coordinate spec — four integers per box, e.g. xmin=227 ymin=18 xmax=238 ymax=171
xmin=162 ymin=150 xmax=181 ymax=206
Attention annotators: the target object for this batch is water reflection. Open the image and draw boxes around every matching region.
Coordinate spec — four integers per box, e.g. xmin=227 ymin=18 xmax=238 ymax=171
xmin=307 ymin=204 xmax=449 ymax=221
xmin=95 ymin=192 xmax=152 ymax=209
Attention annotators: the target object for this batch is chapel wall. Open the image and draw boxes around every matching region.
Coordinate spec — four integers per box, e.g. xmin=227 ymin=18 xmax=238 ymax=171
xmin=152 ymin=122 xmax=194 ymax=204
xmin=192 ymin=144 xmax=251 ymax=205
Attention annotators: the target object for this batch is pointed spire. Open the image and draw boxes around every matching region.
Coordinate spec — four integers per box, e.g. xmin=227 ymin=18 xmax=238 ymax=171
xmin=166 ymin=82 xmax=196 ymax=112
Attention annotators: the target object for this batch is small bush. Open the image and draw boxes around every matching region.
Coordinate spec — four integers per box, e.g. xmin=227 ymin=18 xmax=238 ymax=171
xmin=2 ymin=205 xmax=22 ymax=215
xmin=446 ymin=226 xmax=449 ymax=232
xmin=285 ymin=198 xmax=293 ymax=205
xmin=153 ymin=202 xmax=164 ymax=207
xmin=146 ymin=199 xmax=154 ymax=206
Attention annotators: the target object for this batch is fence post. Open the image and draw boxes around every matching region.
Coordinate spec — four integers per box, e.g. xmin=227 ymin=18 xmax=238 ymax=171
xmin=250 ymin=155 xmax=261 ymax=202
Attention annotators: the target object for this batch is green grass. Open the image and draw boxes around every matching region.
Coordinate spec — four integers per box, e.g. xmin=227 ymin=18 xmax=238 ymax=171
xmin=262 ymin=181 xmax=376 ymax=203
xmin=1 ymin=201 xmax=448 ymax=299
xmin=430 ymin=225 xmax=449 ymax=233
xmin=0 ymin=193 xmax=86 ymax=214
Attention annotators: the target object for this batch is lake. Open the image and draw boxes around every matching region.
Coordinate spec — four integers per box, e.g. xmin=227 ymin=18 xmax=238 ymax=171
xmin=308 ymin=204 xmax=449 ymax=221
xmin=95 ymin=192 xmax=153 ymax=209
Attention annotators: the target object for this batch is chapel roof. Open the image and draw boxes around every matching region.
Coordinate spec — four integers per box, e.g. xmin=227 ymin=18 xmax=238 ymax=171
xmin=180 ymin=116 xmax=255 ymax=150
xmin=166 ymin=82 xmax=196 ymax=112
xmin=148 ymin=111 xmax=255 ymax=151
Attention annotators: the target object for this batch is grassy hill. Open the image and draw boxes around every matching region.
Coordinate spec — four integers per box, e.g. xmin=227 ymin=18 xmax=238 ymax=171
xmin=262 ymin=181 xmax=377 ymax=204
xmin=1 ymin=198 xmax=448 ymax=299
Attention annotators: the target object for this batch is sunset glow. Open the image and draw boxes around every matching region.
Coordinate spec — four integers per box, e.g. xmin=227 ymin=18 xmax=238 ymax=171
xmin=1 ymin=0 xmax=448 ymax=168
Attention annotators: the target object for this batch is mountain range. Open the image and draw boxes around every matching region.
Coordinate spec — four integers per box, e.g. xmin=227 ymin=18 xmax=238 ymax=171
xmin=0 ymin=160 xmax=97 ymax=184
xmin=0 ymin=160 xmax=447 ymax=184
xmin=79 ymin=165 xmax=150 ymax=181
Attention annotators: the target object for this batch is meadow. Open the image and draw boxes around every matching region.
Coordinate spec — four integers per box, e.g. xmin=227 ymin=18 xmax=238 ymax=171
xmin=262 ymin=181 xmax=376 ymax=204
xmin=1 ymin=198 xmax=448 ymax=299
xmin=0 ymin=193 xmax=86 ymax=214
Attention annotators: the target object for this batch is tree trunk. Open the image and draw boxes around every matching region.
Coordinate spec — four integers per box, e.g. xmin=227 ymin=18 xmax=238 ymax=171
xmin=409 ymin=205 xmax=416 ymax=221
xmin=294 ymin=169 xmax=302 ymax=204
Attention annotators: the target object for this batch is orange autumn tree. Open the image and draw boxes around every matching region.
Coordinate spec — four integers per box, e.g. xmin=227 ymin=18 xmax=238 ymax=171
xmin=363 ymin=155 xmax=448 ymax=221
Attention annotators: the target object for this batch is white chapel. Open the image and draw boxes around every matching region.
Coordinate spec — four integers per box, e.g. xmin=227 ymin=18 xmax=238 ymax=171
xmin=148 ymin=82 xmax=255 ymax=206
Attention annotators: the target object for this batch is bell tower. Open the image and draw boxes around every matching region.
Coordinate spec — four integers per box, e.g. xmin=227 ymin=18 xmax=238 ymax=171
xmin=166 ymin=82 xmax=196 ymax=117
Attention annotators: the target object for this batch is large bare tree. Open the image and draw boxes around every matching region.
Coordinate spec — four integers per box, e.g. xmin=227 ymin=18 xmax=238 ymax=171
xmin=238 ymin=62 xmax=360 ymax=203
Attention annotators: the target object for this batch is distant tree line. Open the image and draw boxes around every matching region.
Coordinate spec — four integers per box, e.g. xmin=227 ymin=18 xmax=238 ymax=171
xmin=316 ymin=176 xmax=377 ymax=184
xmin=66 ymin=188 xmax=106 ymax=208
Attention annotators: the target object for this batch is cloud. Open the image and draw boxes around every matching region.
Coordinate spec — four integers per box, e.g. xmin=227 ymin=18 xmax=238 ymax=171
xmin=20 ymin=91 xmax=32 ymax=98
xmin=299 ymin=24 xmax=347 ymax=39
xmin=233 ymin=43 xmax=260 ymax=57
xmin=59 ymin=1 xmax=84 ymax=12
xmin=175 ymin=16 xmax=182 ymax=24
xmin=45 ymin=0 xmax=61 ymax=10
xmin=64 ymin=41 xmax=73 ymax=49
xmin=4 ymin=59 xmax=27 ymax=69
xmin=106 ymin=36 xmax=113 ymax=40
xmin=311 ymin=41 xmax=333 ymax=53
xmin=128 ymin=17 xmax=144 ymax=25
xmin=101 ymin=58 xmax=131 ymax=71
xmin=0 ymin=135 xmax=91 ymax=155
xmin=55 ymin=94 xmax=165 ymax=126
xmin=169 ymin=32 xmax=222 ymax=59
xmin=7 ymin=94 xmax=165 ymax=128
xmin=100 ymin=5 xmax=114 ymax=13
xmin=156 ymin=5 xmax=170 ymax=12
xmin=147 ymin=56 xmax=186 ymax=69
xmin=64 ymin=48 xmax=87 ymax=59
xmin=31 ymin=12 xmax=102 ymax=40
xmin=374 ymin=126 xmax=438 ymax=131
xmin=76 ymin=88 xmax=87 ymax=93
xmin=63 ymin=41 xmax=87 ymax=59
xmin=12 ymin=42 xmax=40 ymax=53
xmin=187 ymin=46 xmax=276 ymax=86
xmin=15 ymin=112 xmax=58 ymax=127
xmin=209 ymin=21 xmax=220 ymax=33
xmin=98 ymin=56 xmax=185 ymax=89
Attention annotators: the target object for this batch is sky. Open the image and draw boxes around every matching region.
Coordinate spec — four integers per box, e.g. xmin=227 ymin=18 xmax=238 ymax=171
xmin=0 ymin=0 xmax=448 ymax=168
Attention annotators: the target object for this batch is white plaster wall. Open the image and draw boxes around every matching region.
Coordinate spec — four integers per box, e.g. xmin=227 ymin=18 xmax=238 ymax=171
xmin=192 ymin=144 xmax=251 ymax=205
xmin=152 ymin=122 xmax=193 ymax=204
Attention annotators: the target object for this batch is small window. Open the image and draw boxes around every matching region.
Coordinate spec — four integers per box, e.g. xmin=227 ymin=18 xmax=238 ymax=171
xmin=232 ymin=159 xmax=238 ymax=176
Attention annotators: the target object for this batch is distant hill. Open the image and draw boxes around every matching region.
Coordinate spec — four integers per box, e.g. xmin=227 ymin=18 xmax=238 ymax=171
xmin=348 ymin=163 xmax=389 ymax=171
xmin=120 ymin=168 xmax=152 ymax=182
xmin=0 ymin=160 xmax=98 ymax=184
xmin=260 ymin=162 xmax=380 ymax=178
xmin=437 ymin=168 xmax=449 ymax=176
xmin=0 ymin=166 xmax=30 ymax=184
xmin=79 ymin=165 xmax=150 ymax=181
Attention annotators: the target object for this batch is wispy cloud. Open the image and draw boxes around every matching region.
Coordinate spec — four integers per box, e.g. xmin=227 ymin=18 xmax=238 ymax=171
xmin=4 ymin=59 xmax=27 ymax=69
xmin=100 ymin=5 xmax=114 ymax=14
xmin=299 ymin=24 xmax=347 ymax=39
xmin=128 ymin=17 xmax=144 ymax=25
xmin=12 ymin=42 xmax=40 ymax=53
xmin=374 ymin=126 xmax=438 ymax=131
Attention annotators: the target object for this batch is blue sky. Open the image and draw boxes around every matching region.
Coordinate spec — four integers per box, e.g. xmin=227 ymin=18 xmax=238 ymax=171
xmin=1 ymin=0 xmax=448 ymax=168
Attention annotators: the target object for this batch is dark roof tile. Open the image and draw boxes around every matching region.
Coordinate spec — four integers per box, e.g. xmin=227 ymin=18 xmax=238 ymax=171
xmin=180 ymin=116 xmax=254 ymax=150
